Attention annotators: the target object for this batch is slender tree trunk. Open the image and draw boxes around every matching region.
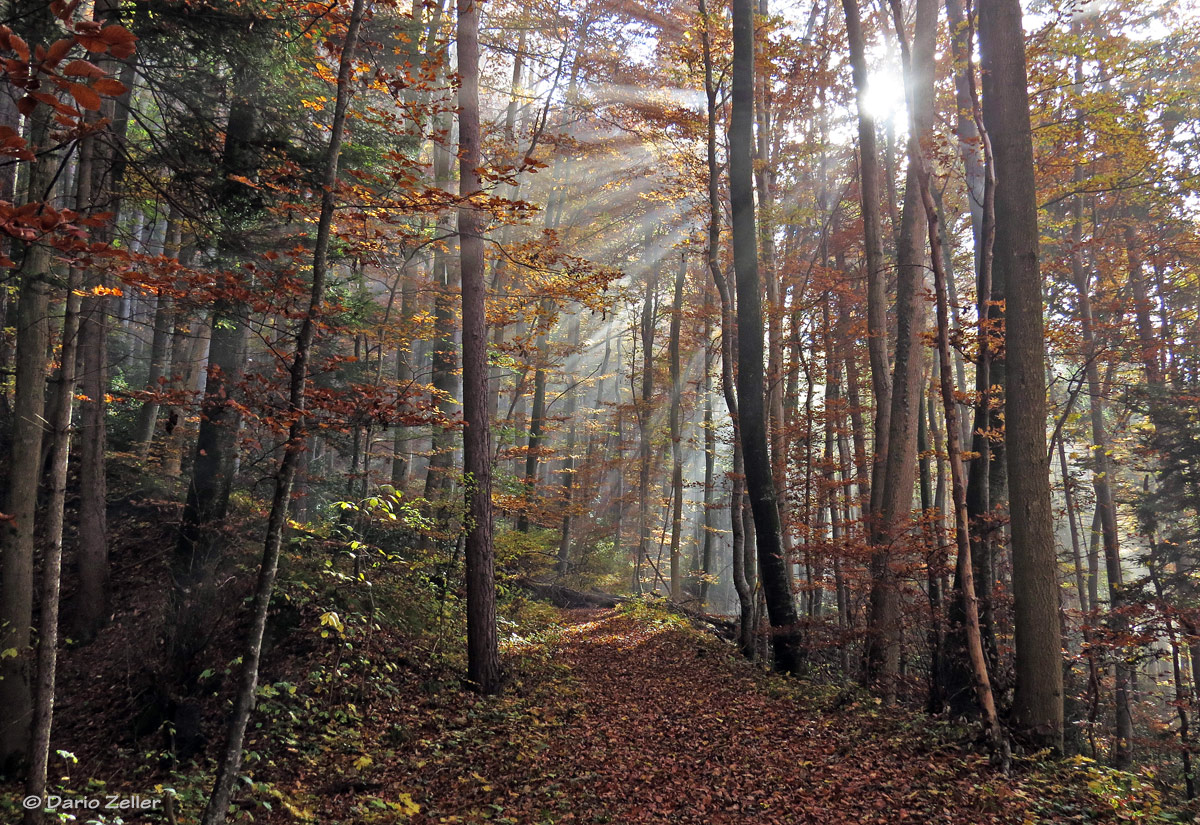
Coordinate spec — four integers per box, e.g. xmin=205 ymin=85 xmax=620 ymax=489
xmin=23 ymin=135 xmax=90 ymax=820
xmin=898 ymin=28 xmax=1004 ymax=749
xmin=864 ymin=0 xmax=937 ymax=696
xmin=556 ymin=312 xmax=581 ymax=575
xmin=422 ymin=104 xmax=460 ymax=534
xmin=700 ymin=287 xmax=716 ymax=609
xmin=75 ymin=0 xmax=137 ymax=641
xmin=635 ymin=270 xmax=657 ymax=594
xmin=669 ymin=253 xmax=685 ymax=600
xmin=201 ymin=5 xmax=365 ymax=820
xmin=1059 ymin=437 xmax=1088 ymax=614
xmin=1072 ymin=209 xmax=1132 ymax=767
xmin=700 ymin=0 xmax=753 ymax=646
xmin=516 ymin=309 xmax=549 ymax=533
xmin=133 ymin=213 xmax=179 ymax=457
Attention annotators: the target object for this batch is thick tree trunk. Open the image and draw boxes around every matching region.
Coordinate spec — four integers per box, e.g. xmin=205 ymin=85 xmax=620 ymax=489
xmin=458 ymin=0 xmax=500 ymax=693
xmin=731 ymin=0 xmax=799 ymax=673
xmin=979 ymin=0 xmax=1063 ymax=752
xmin=0 ymin=33 xmax=56 ymax=767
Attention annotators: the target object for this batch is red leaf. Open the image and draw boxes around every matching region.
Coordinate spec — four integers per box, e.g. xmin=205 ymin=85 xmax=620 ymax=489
xmin=91 ymin=77 xmax=125 ymax=96
xmin=68 ymin=82 xmax=100 ymax=111
xmin=45 ymin=37 xmax=72 ymax=65
xmin=61 ymin=58 xmax=102 ymax=78
xmin=8 ymin=34 xmax=29 ymax=62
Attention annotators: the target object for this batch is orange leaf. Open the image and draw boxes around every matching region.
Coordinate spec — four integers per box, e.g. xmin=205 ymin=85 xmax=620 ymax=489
xmin=45 ymin=37 xmax=71 ymax=65
xmin=8 ymin=34 xmax=29 ymax=62
xmin=91 ymin=77 xmax=125 ymax=96
xmin=61 ymin=58 xmax=102 ymax=78
xmin=68 ymin=82 xmax=100 ymax=111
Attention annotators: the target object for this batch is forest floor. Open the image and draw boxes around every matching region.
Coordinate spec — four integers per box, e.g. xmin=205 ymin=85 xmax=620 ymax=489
xmin=275 ymin=606 xmax=1168 ymax=825
xmin=0 ymin=480 xmax=1175 ymax=824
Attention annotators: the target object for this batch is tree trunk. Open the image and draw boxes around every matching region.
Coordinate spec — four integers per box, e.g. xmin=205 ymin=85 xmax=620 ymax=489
xmin=201 ymin=4 xmax=365 ymax=820
xmin=133 ymin=213 xmax=178 ymax=457
xmin=423 ymin=124 xmax=459 ymax=534
xmin=731 ymin=0 xmax=799 ymax=673
xmin=840 ymin=0 xmax=891 ymax=481
xmin=700 ymin=0 xmax=753 ymax=648
xmin=1072 ymin=206 xmax=1133 ymax=767
xmin=0 ymin=22 xmax=56 ymax=766
xmin=669 ymin=252 xmax=685 ymax=600
xmin=700 ymin=286 xmax=716 ymax=609
xmin=458 ymin=0 xmax=500 ymax=692
xmin=171 ymin=66 xmax=264 ymax=680
xmin=23 ymin=133 xmax=90 ymax=819
xmin=556 ymin=312 xmax=581 ymax=575
xmin=980 ymin=0 xmax=1063 ymax=752
xmin=864 ymin=0 xmax=936 ymax=696
xmin=635 ymin=268 xmax=657 ymax=594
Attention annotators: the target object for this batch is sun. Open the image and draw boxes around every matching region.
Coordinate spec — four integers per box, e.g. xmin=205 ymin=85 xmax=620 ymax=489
xmin=861 ymin=70 xmax=907 ymax=125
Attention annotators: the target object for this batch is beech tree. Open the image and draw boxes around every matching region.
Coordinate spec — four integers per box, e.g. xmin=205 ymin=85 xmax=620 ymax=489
xmin=979 ymin=0 xmax=1063 ymax=751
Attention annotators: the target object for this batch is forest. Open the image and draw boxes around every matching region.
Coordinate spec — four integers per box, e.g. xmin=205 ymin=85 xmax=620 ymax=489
xmin=2 ymin=0 xmax=1200 ymax=820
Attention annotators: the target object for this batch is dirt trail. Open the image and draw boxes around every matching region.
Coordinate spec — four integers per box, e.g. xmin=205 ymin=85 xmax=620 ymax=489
xmin=392 ymin=610 xmax=1079 ymax=824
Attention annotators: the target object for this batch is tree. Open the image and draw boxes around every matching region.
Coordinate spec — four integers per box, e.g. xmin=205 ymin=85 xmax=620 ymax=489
xmin=200 ymin=1 xmax=366 ymax=820
xmin=458 ymin=0 xmax=501 ymax=694
xmin=730 ymin=0 xmax=799 ymax=673
xmin=979 ymin=0 xmax=1063 ymax=752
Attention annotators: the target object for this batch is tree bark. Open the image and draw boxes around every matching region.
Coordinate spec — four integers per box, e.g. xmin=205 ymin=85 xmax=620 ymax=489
xmin=132 ymin=211 xmax=180 ymax=457
xmin=864 ymin=0 xmax=936 ymax=696
xmin=458 ymin=0 xmax=500 ymax=692
xmin=669 ymin=252 xmax=686 ymax=600
xmin=1072 ymin=205 xmax=1132 ymax=767
xmin=700 ymin=0 xmax=753 ymax=649
xmin=171 ymin=65 xmax=265 ymax=678
xmin=731 ymin=0 xmax=799 ymax=673
xmin=23 ymin=130 xmax=90 ymax=820
xmin=635 ymin=266 xmax=657 ymax=594
xmin=0 ymin=10 xmax=56 ymax=764
xmin=979 ymin=0 xmax=1063 ymax=752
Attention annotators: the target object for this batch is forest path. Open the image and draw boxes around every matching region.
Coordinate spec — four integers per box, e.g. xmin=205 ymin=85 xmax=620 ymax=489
xmin=386 ymin=608 xmax=1083 ymax=825
xmin=533 ymin=609 xmax=1018 ymax=824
